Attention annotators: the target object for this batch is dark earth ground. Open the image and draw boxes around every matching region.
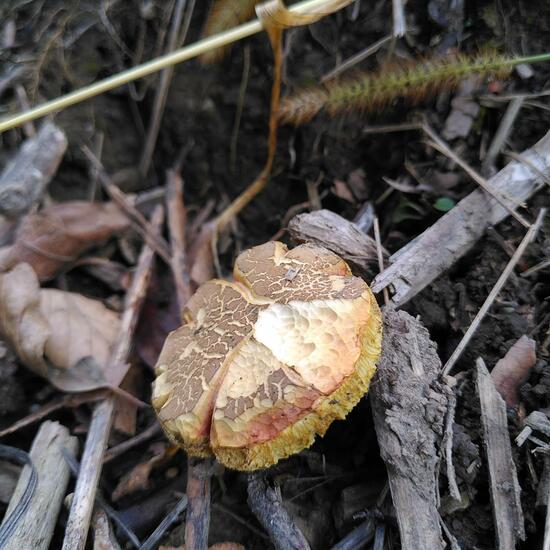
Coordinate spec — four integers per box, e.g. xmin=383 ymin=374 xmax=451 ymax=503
xmin=1 ymin=0 xmax=550 ymax=548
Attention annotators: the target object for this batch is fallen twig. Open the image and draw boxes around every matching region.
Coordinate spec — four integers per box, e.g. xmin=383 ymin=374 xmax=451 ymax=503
xmin=0 ymin=390 xmax=108 ymax=439
xmin=103 ymin=422 xmax=163 ymax=464
xmin=166 ymin=169 xmax=192 ymax=307
xmin=287 ymin=209 xmax=382 ymax=278
xmin=82 ymin=146 xmax=172 ymax=265
xmin=139 ymin=494 xmax=188 ymax=550
xmin=442 ymin=208 xmax=546 ymax=375
xmin=185 ymin=457 xmax=214 ymax=549
xmin=371 ymin=130 xmax=550 ymax=307
xmin=139 ymin=0 xmax=194 ymax=176
xmin=373 ymin=216 xmax=389 ymax=306
xmin=331 ymin=520 xmax=375 ymax=550
xmin=165 ymin=168 xmax=212 ymax=550
xmin=62 ymin=206 xmax=163 ymax=550
xmin=370 ymin=309 xmax=452 ymax=549
xmin=0 ymin=121 xmax=67 ymax=218
xmin=481 ymin=97 xmax=525 ymax=177
xmin=247 ymin=471 xmax=311 ymax=550
xmin=476 ymin=357 xmax=525 ymax=549
xmin=1 ymin=422 xmax=77 ymax=550
xmin=62 ymin=448 xmax=141 ymax=548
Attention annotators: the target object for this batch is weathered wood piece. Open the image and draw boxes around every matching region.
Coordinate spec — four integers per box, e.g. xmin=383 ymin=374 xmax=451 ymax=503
xmin=62 ymin=207 xmax=162 ymax=550
xmin=184 ymin=457 xmax=212 ymax=550
xmin=370 ymin=309 xmax=451 ymax=550
xmin=0 ymin=122 xmax=67 ymax=218
xmin=91 ymin=507 xmax=122 ymax=550
xmin=2 ymin=420 xmax=78 ymax=550
xmin=476 ymin=357 xmax=525 ymax=549
xmin=247 ymin=472 xmax=311 ymax=550
xmin=331 ymin=520 xmax=375 ymax=550
xmin=288 ymin=209 xmax=382 ymax=278
xmin=371 ymin=130 xmax=550 ymax=306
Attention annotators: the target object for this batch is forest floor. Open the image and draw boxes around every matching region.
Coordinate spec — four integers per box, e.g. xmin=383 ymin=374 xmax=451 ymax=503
xmin=1 ymin=1 xmax=550 ymax=549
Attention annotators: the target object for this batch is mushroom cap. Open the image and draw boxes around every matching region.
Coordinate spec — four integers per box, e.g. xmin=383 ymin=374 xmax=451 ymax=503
xmin=152 ymin=242 xmax=382 ymax=470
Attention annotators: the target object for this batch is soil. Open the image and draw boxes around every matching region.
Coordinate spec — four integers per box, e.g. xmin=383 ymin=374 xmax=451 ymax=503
xmin=1 ymin=0 xmax=550 ymax=548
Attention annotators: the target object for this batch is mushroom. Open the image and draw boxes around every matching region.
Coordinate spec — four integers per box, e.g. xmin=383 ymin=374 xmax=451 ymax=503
xmin=152 ymin=242 xmax=382 ymax=470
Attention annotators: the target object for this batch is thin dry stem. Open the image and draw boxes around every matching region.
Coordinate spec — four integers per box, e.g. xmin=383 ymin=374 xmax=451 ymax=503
xmin=165 ymin=167 xmax=212 ymax=550
xmin=62 ymin=206 xmax=163 ymax=550
xmin=82 ymin=146 xmax=172 ymax=264
xmin=481 ymin=97 xmax=524 ymax=177
xmin=166 ymin=169 xmax=192 ymax=307
xmin=442 ymin=208 xmax=546 ymax=375
xmin=373 ymin=216 xmax=389 ymax=306
xmin=139 ymin=0 xmax=194 ymax=177
xmin=364 ymin=122 xmax=530 ymax=227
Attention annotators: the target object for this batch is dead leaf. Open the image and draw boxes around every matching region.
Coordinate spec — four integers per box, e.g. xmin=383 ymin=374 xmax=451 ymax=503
xmin=347 ymin=168 xmax=369 ymax=201
xmin=0 ymin=201 xmax=129 ymax=281
xmin=331 ymin=179 xmax=355 ymax=203
xmin=111 ymin=442 xmax=169 ymax=501
xmin=0 ymin=263 xmax=120 ymax=392
xmin=136 ymin=271 xmax=181 ymax=369
xmin=491 ymin=335 xmax=537 ymax=408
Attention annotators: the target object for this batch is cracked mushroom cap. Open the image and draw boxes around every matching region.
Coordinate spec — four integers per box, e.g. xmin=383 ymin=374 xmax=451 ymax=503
xmin=152 ymin=242 xmax=382 ymax=470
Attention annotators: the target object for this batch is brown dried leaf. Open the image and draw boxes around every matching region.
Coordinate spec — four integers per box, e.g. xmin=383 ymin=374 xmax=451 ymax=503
xmin=0 ymin=263 xmax=120 ymax=392
xmin=111 ymin=442 xmax=168 ymax=501
xmin=0 ymin=201 xmax=129 ymax=281
xmin=331 ymin=179 xmax=355 ymax=203
xmin=491 ymin=335 xmax=537 ymax=408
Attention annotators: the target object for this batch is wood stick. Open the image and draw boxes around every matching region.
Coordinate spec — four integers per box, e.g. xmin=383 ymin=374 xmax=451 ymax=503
xmin=247 ymin=472 xmax=311 ymax=550
xmin=371 ymin=130 xmax=550 ymax=306
xmin=373 ymin=216 xmax=389 ymax=306
xmin=287 ymin=209 xmax=382 ymax=279
xmin=0 ymin=121 xmax=67 ymax=218
xmin=2 ymin=421 xmax=78 ymax=550
xmin=476 ymin=357 xmax=525 ymax=549
xmin=442 ymin=208 xmax=546 ymax=375
xmin=481 ymin=97 xmax=524 ymax=177
xmin=544 ymin=498 xmax=550 ymax=550
xmin=184 ymin=457 xmax=213 ymax=549
xmin=103 ymin=423 xmax=162 ymax=464
xmin=62 ymin=206 xmax=163 ymax=550
xmin=165 ymin=168 xmax=212 ymax=550
xmin=330 ymin=520 xmax=375 ymax=550
xmin=82 ymin=146 xmax=172 ymax=264
xmin=370 ymin=309 xmax=451 ymax=550
xmin=166 ymin=169 xmax=192 ymax=307
xmin=91 ymin=507 xmax=122 ymax=550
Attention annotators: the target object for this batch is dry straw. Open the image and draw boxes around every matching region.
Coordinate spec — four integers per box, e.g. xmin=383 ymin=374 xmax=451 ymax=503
xmin=279 ymin=51 xmax=550 ymax=124
xmin=0 ymin=0 xmax=353 ymax=134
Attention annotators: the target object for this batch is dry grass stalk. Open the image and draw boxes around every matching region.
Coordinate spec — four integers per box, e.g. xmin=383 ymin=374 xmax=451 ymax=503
xmin=476 ymin=357 xmax=525 ymax=548
xmin=62 ymin=207 xmax=163 ymax=550
xmin=442 ymin=208 xmax=546 ymax=375
xmin=165 ymin=168 xmax=212 ymax=550
xmin=279 ymin=52 xmax=550 ymax=126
